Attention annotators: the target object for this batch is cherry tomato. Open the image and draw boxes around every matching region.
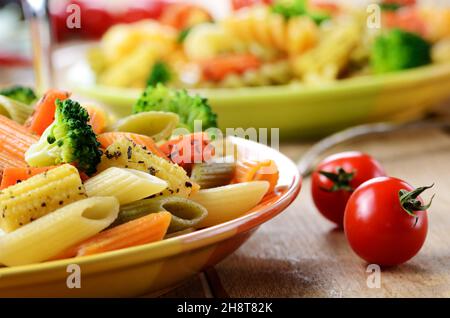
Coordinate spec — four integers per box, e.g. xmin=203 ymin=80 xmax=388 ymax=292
xmin=311 ymin=152 xmax=385 ymax=227
xmin=344 ymin=177 xmax=433 ymax=266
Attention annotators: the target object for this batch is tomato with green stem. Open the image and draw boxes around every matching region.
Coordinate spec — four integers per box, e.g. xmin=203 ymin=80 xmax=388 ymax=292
xmin=344 ymin=177 xmax=433 ymax=266
xmin=311 ymin=152 xmax=386 ymax=227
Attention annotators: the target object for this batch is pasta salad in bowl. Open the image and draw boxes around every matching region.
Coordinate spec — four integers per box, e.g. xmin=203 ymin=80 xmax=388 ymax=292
xmin=0 ymin=84 xmax=301 ymax=297
xmin=64 ymin=0 xmax=450 ymax=137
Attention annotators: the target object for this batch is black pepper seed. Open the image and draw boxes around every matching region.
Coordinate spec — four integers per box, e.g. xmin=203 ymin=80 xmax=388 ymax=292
xmin=59 ymin=200 xmax=64 ymax=205
xmin=185 ymin=181 xmax=192 ymax=188
xmin=148 ymin=167 xmax=157 ymax=175
xmin=127 ymin=146 xmax=132 ymax=159
xmin=41 ymin=202 xmax=46 ymax=207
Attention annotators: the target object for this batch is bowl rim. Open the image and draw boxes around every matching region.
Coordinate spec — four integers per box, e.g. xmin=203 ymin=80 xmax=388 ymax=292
xmin=0 ymin=136 xmax=302 ymax=278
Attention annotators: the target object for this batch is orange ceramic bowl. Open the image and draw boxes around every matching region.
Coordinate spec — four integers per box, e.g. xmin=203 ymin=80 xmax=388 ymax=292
xmin=0 ymin=137 xmax=301 ymax=297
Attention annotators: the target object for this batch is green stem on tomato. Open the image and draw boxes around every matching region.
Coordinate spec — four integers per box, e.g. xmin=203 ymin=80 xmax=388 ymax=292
xmin=399 ymin=184 xmax=435 ymax=224
xmin=319 ymin=167 xmax=355 ymax=192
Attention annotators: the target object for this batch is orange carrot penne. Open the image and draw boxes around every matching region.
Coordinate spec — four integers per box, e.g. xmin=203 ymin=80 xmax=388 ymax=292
xmin=53 ymin=212 xmax=172 ymax=259
xmin=97 ymin=132 xmax=168 ymax=159
xmin=0 ymin=115 xmax=38 ymax=169
xmin=234 ymin=160 xmax=279 ymax=193
xmin=25 ymin=89 xmax=70 ymax=135
xmin=0 ymin=166 xmax=58 ymax=189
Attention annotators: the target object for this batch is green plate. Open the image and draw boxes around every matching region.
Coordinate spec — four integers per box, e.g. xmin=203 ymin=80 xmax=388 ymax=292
xmin=60 ymin=45 xmax=450 ymax=139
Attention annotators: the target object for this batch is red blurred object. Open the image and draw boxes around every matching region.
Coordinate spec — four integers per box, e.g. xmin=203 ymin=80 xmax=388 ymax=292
xmin=382 ymin=0 xmax=416 ymax=5
xmin=231 ymin=0 xmax=272 ymax=11
xmin=51 ymin=0 xmax=168 ymax=42
xmin=0 ymin=53 xmax=31 ymax=67
xmin=383 ymin=7 xmax=427 ymax=37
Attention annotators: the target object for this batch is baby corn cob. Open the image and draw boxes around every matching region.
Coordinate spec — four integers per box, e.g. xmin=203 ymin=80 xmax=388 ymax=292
xmin=0 ymin=164 xmax=87 ymax=232
xmin=97 ymin=138 xmax=194 ymax=198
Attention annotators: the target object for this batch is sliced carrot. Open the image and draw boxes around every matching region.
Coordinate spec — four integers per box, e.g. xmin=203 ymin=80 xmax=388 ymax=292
xmin=97 ymin=132 xmax=168 ymax=160
xmin=159 ymin=132 xmax=214 ymax=170
xmin=84 ymin=105 xmax=107 ymax=135
xmin=234 ymin=160 xmax=279 ymax=193
xmin=0 ymin=166 xmax=58 ymax=189
xmin=25 ymin=89 xmax=70 ymax=135
xmin=0 ymin=115 xmax=38 ymax=169
xmin=201 ymin=54 xmax=261 ymax=82
xmin=52 ymin=212 xmax=171 ymax=259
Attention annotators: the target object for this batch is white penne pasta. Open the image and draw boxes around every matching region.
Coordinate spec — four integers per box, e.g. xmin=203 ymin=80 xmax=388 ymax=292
xmin=0 ymin=196 xmax=119 ymax=266
xmin=111 ymin=111 xmax=179 ymax=142
xmin=84 ymin=167 xmax=168 ymax=205
xmin=190 ymin=181 xmax=269 ymax=228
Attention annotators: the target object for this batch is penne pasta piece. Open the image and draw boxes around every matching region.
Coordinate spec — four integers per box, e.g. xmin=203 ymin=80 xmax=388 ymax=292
xmin=190 ymin=181 xmax=269 ymax=228
xmin=0 ymin=115 xmax=38 ymax=169
xmin=0 ymin=95 xmax=34 ymax=125
xmin=0 ymin=166 xmax=58 ymax=190
xmin=190 ymin=162 xmax=236 ymax=189
xmin=0 ymin=196 xmax=119 ymax=266
xmin=25 ymin=89 xmax=70 ymax=136
xmin=97 ymin=132 xmax=168 ymax=159
xmin=234 ymin=160 xmax=279 ymax=193
xmin=114 ymin=196 xmax=207 ymax=233
xmin=111 ymin=111 xmax=179 ymax=142
xmin=97 ymin=138 xmax=194 ymax=198
xmin=84 ymin=167 xmax=168 ymax=205
xmin=54 ymin=211 xmax=171 ymax=259
xmin=84 ymin=104 xmax=108 ymax=135
xmin=0 ymin=164 xmax=87 ymax=232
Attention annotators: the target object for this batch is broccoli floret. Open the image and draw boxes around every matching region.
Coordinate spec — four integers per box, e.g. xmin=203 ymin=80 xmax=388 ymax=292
xmin=0 ymin=85 xmax=37 ymax=105
xmin=271 ymin=0 xmax=330 ymax=24
xmin=272 ymin=0 xmax=307 ymax=19
xmin=147 ymin=61 xmax=172 ymax=87
xmin=133 ymin=84 xmax=217 ymax=132
xmin=25 ymin=99 xmax=102 ymax=175
xmin=371 ymin=29 xmax=431 ymax=74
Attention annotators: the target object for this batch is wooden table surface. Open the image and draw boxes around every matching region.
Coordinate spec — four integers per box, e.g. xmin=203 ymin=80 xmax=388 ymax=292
xmin=162 ymin=126 xmax=450 ymax=298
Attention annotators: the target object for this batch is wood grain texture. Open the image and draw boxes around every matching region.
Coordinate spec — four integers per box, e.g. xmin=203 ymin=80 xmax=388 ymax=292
xmin=210 ymin=129 xmax=450 ymax=298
